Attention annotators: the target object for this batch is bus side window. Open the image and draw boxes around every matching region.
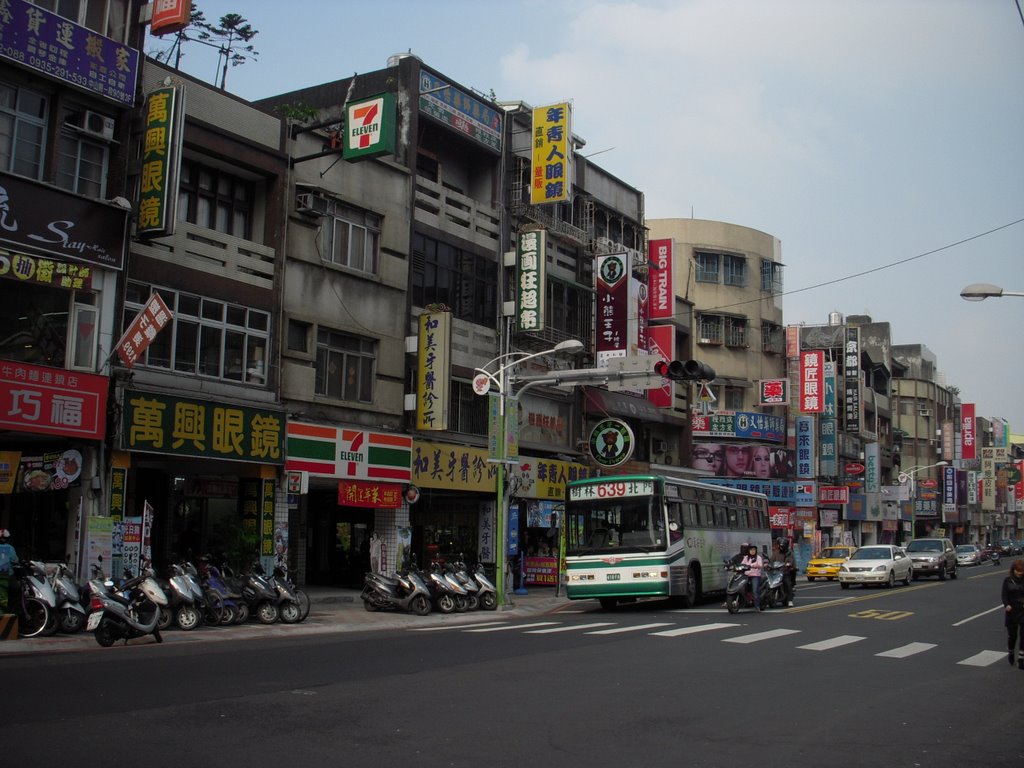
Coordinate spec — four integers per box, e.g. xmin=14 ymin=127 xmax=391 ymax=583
xmin=668 ymin=502 xmax=684 ymax=541
xmin=684 ymin=502 xmax=699 ymax=528
xmin=700 ymin=503 xmax=715 ymax=527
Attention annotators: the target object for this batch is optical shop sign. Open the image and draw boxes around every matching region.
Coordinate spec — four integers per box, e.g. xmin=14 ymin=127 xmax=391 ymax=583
xmin=122 ymin=391 xmax=284 ymax=464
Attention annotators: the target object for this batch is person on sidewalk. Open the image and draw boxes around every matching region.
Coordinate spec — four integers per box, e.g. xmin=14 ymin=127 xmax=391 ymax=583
xmin=1001 ymin=558 xmax=1024 ymax=669
xmin=0 ymin=529 xmax=19 ymax=612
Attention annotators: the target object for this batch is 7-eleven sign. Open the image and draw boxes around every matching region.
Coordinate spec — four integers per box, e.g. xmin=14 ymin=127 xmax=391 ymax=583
xmin=343 ymin=92 xmax=396 ymax=162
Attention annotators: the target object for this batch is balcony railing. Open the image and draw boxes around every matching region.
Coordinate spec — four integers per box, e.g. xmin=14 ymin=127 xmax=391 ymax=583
xmin=414 ymin=178 xmax=500 ymax=248
xmin=131 ymin=221 xmax=276 ymax=290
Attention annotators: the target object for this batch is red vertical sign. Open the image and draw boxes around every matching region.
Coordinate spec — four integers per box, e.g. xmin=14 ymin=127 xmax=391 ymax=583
xmin=646 ymin=324 xmax=675 ymax=408
xmin=647 ymin=238 xmax=673 ymax=321
xmin=960 ymin=403 xmax=976 ymax=460
xmin=799 ymin=350 xmax=825 ymax=413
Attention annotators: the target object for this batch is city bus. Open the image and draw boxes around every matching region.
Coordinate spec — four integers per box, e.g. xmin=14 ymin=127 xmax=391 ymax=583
xmin=563 ymin=474 xmax=771 ymax=609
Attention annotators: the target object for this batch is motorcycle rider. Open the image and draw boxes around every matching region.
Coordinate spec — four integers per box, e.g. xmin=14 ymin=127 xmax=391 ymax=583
xmin=740 ymin=543 xmax=765 ymax=611
xmin=0 ymin=529 xmax=19 ymax=612
xmin=773 ymin=537 xmax=797 ymax=607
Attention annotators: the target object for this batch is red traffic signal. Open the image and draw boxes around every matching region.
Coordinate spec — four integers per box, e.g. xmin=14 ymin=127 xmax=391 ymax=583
xmin=654 ymin=359 xmax=716 ymax=381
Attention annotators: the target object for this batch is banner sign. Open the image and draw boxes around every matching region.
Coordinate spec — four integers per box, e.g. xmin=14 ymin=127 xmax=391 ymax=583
xmin=137 ymin=86 xmax=184 ymax=238
xmin=799 ymin=350 xmax=824 ymax=413
xmin=418 ymin=70 xmax=502 ymax=152
xmin=516 ymin=229 xmax=546 ymax=332
xmin=416 ymin=310 xmax=450 ymax=430
xmin=818 ymin=485 xmax=849 ymax=505
xmin=338 ymin=480 xmax=403 ymax=508
xmin=116 ymin=292 xmax=172 ymax=368
xmin=124 ymin=390 xmax=284 ymax=464
xmin=530 ymin=102 xmax=571 ymax=204
xmin=960 ymin=403 xmax=976 ymax=460
xmin=0 ymin=0 xmax=140 ymax=105
xmin=796 ymin=415 xmax=815 ymax=478
xmin=647 ymin=238 xmax=673 ymax=321
xmin=844 ymin=327 xmax=861 ymax=433
xmin=0 ymin=359 xmax=108 ymax=439
xmin=0 ymin=250 xmax=93 ymax=290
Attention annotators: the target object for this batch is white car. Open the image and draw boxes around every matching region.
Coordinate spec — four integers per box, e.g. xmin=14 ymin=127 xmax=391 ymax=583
xmin=837 ymin=545 xmax=913 ymax=589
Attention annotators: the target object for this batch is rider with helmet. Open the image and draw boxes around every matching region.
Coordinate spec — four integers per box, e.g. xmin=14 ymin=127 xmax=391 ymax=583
xmin=774 ymin=536 xmax=797 ymax=607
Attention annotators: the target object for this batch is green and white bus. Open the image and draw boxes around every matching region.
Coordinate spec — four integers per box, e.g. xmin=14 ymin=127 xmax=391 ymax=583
xmin=563 ymin=474 xmax=771 ymax=609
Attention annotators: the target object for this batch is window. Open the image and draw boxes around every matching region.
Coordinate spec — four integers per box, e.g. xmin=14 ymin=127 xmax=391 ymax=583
xmin=323 ymin=203 xmax=380 ymax=274
xmin=56 ymin=130 xmax=108 ymax=197
xmin=177 ymin=159 xmax=254 ymax=239
xmin=723 ymin=254 xmax=746 ymax=287
xmin=0 ymin=81 xmax=47 ymax=179
xmin=725 ymin=317 xmax=747 ymax=348
xmin=29 ymin=0 xmax=131 ymax=43
xmin=70 ymin=299 xmax=97 ymax=370
xmin=450 ymin=380 xmax=488 ymax=436
xmin=724 ymin=387 xmax=744 ymax=410
xmin=122 ymin=281 xmax=270 ymax=385
xmin=315 ymin=328 xmax=375 ymax=403
xmin=761 ymin=321 xmax=784 ymax=354
xmin=0 ymin=282 xmax=71 ymax=366
xmin=698 ymin=314 xmax=723 ymax=344
xmin=548 ymin=278 xmax=592 ymax=343
xmin=287 ymin=319 xmax=311 ymax=353
xmin=412 ymin=233 xmax=497 ymax=325
xmin=695 ymin=251 xmax=719 ymax=283
xmin=761 ymin=259 xmax=784 ymax=293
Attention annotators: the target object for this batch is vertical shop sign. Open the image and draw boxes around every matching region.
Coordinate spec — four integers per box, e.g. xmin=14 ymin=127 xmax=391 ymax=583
xmin=646 ymin=324 xmax=674 ymax=408
xmin=530 ymin=102 xmax=571 ymax=204
xmin=648 ymin=239 xmax=673 ymax=321
xmin=137 ymin=85 xmax=184 ymax=238
xmin=941 ymin=465 xmax=957 ymax=517
xmin=819 ymin=362 xmax=838 ymax=477
xmin=960 ymin=403 xmax=976 ymax=460
xmin=844 ymin=328 xmax=861 ymax=433
xmin=416 ymin=310 xmax=450 ymax=430
xmin=864 ymin=442 xmax=880 ymax=493
xmin=796 ymin=415 xmax=815 ymax=479
xmin=595 ymin=252 xmax=630 ymax=366
xmin=516 ymin=229 xmax=546 ymax=332
xmin=799 ymin=350 xmax=824 ymax=413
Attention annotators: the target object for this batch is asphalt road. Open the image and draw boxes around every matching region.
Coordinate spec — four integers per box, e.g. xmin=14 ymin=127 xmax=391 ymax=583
xmin=3 ymin=565 xmax=1020 ymax=768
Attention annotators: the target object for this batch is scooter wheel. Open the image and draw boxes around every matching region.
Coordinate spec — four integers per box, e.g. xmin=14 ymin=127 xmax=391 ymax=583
xmin=479 ymin=592 xmax=497 ymax=611
xmin=256 ymin=602 xmax=279 ymax=624
xmin=363 ymin=598 xmax=381 ymax=612
xmin=435 ymin=593 xmax=456 ymax=614
xmin=726 ymin=594 xmax=741 ymax=614
xmin=410 ymin=595 xmax=431 ymax=616
xmin=94 ymin=619 xmax=118 ymax=648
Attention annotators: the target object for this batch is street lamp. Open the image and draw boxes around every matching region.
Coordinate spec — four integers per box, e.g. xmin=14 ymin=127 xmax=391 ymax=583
xmin=474 ymin=338 xmax=584 ymax=607
xmin=898 ymin=461 xmax=949 ymax=536
xmin=959 ymin=283 xmax=1024 ymax=301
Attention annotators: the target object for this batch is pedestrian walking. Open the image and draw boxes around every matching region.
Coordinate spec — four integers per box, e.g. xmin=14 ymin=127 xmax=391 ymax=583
xmin=1001 ymin=558 xmax=1024 ymax=669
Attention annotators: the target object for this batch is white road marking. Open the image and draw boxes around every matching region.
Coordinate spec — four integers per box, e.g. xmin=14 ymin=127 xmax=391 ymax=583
xmin=952 ymin=605 xmax=1004 ymax=627
xmin=957 ymin=650 xmax=1008 ymax=667
xmin=587 ymin=622 xmax=675 ymax=635
xmin=651 ymin=622 xmax=739 ymax=637
xmin=525 ymin=622 xmax=616 ymax=634
xmin=464 ymin=621 xmax=560 ymax=633
xmin=411 ymin=621 xmax=508 ymax=632
xmin=723 ymin=628 xmax=802 ymax=644
xmin=798 ymin=635 xmax=866 ymax=651
xmin=876 ymin=642 xmax=936 ymax=658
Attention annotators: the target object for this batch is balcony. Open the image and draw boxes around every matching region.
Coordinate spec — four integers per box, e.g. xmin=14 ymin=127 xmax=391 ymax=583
xmin=414 ymin=178 xmax=500 ymax=249
xmin=132 ymin=221 xmax=276 ymax=290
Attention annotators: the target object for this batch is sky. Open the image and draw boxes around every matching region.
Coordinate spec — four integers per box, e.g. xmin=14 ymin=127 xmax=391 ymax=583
xmin=148 ymin=0 xmax=1024 ymax=432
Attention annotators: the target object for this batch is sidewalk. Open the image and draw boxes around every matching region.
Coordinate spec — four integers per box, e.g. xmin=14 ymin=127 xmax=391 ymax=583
xmin=0 ymin=586 xmax=571 ymax=656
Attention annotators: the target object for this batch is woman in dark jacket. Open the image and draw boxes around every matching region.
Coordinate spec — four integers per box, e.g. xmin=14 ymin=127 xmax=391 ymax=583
xmin=1001 ymin=558 xmax=1024 ymax=668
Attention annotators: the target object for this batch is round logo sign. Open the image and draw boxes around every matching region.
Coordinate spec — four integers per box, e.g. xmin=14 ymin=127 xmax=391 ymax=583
xmin=845 ymin=463 xmax=865 ymax=475
xmin=599 ymin=255 xmax=626 ymax=286
xmin=471 ymin=373 xmax=491 ymax=396
xmin=588 ymin=418 xmax=634 ymax=468
xmin=918 ymin=478 xmax=938 ymax=489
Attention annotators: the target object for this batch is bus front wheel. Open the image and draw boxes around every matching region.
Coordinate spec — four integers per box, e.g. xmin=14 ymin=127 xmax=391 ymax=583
xmin=676 ymin=565 xmax=701 ymax=608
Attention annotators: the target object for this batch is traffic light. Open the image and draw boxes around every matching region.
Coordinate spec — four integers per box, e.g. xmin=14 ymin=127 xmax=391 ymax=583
xmin=654 ymin=359 xmax=716 ymax=381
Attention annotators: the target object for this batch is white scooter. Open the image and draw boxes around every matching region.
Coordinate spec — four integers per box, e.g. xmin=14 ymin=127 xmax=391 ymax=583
xmin=87 ymin=564 xmax=168 ymax=647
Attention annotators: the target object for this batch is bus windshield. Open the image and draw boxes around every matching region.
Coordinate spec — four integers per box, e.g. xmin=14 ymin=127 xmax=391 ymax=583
xmin=565 ymin=495 xmax=666 ymax=555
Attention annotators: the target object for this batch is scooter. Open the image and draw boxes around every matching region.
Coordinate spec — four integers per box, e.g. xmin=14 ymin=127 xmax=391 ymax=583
xmin=158 ymin=563 xmax=201 ymax=631
xmin=362 ymin=558 xmax=432 ymax=616
xmin=23 ymin=560 xmax=60 ymax=636
xmin=241 ymin=561 xmax=281 ymax=624
xmin=762 ymin=561 xmax=786 ymax=609
xmin=470 ymin=561 xmax=498 ymax=611
xmin=198 ymin=558 xmax=245 ymax=625
xmin=424 ymin=561 xmax=462 ymax=614
xmin=48 ymin=561 xmax=87 ymax=633
xmin=87 ymin=564 xmax=168 ymax=647
xmin=724 ymin=559 xmax=772 ymax=614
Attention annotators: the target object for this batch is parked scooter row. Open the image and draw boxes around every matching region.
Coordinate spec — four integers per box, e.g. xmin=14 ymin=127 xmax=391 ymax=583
xmin=361 ymin=554 xmax=497 ymax=616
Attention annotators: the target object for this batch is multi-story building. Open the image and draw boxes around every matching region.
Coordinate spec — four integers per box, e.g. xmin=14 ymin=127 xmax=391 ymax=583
xmin=0 ymin=0 xmax=144 ymax=575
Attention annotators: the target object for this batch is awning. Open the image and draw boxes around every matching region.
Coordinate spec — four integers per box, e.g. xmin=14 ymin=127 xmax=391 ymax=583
xmin=583 ymin=387 xmax=688 ymax=425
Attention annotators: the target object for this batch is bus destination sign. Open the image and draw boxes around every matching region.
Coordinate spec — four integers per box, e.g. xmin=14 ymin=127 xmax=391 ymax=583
xmin=568 ymin=479 xmax=654 ymax=501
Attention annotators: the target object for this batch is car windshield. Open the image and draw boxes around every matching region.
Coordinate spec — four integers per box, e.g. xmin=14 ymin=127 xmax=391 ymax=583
xmin=956 ymin=545 xmax=975 ymax=553
xmin=906 ymin=540 xmax=942 ymax=552
xmin=852 ymin=547 xmax=891 ymax=560
xmin=819 ymin=548 xmax=848 ymax=558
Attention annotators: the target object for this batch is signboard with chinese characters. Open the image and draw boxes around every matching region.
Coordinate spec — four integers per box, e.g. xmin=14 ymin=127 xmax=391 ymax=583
xmin=530 ymin=102 xmax=571 ymax=205
xmin=516 ymin=229 xmax=546 ymax=332
xmin=0 ymin=250 xmax=92 ymax=290
xmin=116 ymin=293 xmax=172 ymax=368
xmin=595 ymin=252 xmax=630 ymax=366
xmin=796 ymin=415 xmax=815 ymax=479
xmin=137 ymin=86 xmax=184 ymax=238
xmin=646 ymin=324 xmax=674 ymax=408
xmin=818 ymin=485 xmax=849 ymax=505
xmin=150 ymin=0 xmax=191 ymax=35
xmin=338 ymin=480 xmax=403 ymax=508
xmin=758 ymin=378 xmax=789 ymax=406
xmin=343 ymin=92 xmax=396 ymax=162
xmin=691 ymin=411 xmax=786 ymax=442
xmin=0 ymin=359 xmax=108 ymax=439
xmin=416 ymin=310 xmax=450 ymax=430
xmin=286 ymin=422 xmax=410 ymax=480
xmin=844 ymin=327 xmax=861 ymax=433
xmin=799 ymin=350 xmax=824 ymax=413
xmin=0 ymin=171 xmax=128 ymax=269
xmin=0 ymin=0 xmax=139 ymax=105
xmin=418 ymin=70 xmax=502 ymax=152
xmin=123 ymin=390 xmax=284 ymax=464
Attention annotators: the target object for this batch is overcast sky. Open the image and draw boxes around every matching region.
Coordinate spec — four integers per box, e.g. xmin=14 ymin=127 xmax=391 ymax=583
xmin=150 ymin=1 xmax=1024 ymax=433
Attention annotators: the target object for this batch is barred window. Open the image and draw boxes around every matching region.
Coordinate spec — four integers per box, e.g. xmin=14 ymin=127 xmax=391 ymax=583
xmin=695 ymin=252 xmax=719 ymax=283
xmin=315 ymin=328 xmax=375 ymax=403
xmin=177 ymin=159 xmax=254 ymax=239
xmin=761 ymin=259 xmax=784 ymax=293
xmin=698 ymin=314 xmax=723 ymax=344
xmin=450 ymin=380 xmax=488 ymax=436
xmin=723 ymin=254 xmax=746 ymax=287
xmin=725 ymin=317 xmax=747 ymax=348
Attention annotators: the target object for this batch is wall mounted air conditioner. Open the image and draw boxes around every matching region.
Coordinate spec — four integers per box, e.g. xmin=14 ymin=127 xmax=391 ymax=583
xmin=296 ymin=192 xmax=330 ymax=216
xmin=918 ymin=408 xmax=932 ymax=417
xmin=78 ymin=110 xmax=115 ymax=141
xmin=652 ymin=439 xmax=668 ymax=454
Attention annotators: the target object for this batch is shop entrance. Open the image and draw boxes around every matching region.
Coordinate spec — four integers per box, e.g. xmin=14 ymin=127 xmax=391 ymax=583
xmin=307 ymin=493 xmax=373 ymax=587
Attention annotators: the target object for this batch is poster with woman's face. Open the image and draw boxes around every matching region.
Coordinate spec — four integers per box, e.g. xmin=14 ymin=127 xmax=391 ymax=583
xmin=692 ymin=442 xmax=794 ymax=479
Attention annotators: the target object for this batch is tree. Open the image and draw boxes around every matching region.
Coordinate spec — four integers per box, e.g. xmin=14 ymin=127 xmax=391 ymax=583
xmin=147 ymin=6 xmax=259 ymax=91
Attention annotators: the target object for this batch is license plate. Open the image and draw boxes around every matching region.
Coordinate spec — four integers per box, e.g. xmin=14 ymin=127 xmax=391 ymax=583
xmin=86 ymin=612 xmax=101 ymax=631
xmin=606 ymin=573 xmax=620 ymax=581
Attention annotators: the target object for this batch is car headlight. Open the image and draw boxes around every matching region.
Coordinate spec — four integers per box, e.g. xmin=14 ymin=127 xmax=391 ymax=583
xmin=873 ymin=564 xmax=887 ymax=572
xmin=839 ymin=565 xmax=849 ymax=572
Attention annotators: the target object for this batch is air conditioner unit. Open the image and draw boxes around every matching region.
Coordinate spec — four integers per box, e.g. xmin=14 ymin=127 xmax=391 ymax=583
xmin=296 ymin=192 xmax=330 ymax=216
xmin=652 ymin=439 xmax=668 ymax=454
xmin=80 ymin=110 xmax=115 ymax=141
xmin=918 ymin=408 xmax=931 ymax=417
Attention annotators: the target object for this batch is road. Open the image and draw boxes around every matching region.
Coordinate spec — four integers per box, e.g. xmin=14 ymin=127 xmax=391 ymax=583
xmin=3 ymin=565 xmax=1020 ymax=767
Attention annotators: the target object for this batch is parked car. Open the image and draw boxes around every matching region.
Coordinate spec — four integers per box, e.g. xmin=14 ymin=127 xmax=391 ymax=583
xmin=905 ymin=537 xmax=958 ymax=580
xmin=955 ymin=544 xmax=982 ymax=567
xmin=995 ymin=539 xmax=1018 ymax=556
xmin=805 ymin=545 xmax=857 ymax=581
xmin=837 ymin=545 xmax=913 ymax=589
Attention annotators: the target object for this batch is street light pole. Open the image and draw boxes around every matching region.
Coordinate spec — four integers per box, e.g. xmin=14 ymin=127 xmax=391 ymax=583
xmin=960 ymin=283 xmax=1024 ymax=301
xmin=474 ymin=339 xmax=583 ymax=607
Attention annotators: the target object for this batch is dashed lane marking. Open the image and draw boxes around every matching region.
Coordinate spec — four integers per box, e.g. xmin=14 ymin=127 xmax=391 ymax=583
xmin=650 ymin=622 xmax=739 ymax=637
xmin=464 ymin=621 xmax=559 ymax=633
xmin=798 ymin=634 xmax=866 ymax=651
xmin=587 ymin=622 xmax=675 ymax=635
xmin=875 ymin=642 xmax=936 ymax=658
xmin=723 ymin=628 xmax=802 ymax=644
xmin=411 ymin=621 xmax=509 ymax=632
xmin=957 ymin=650 xmax=1007 ymax=667
xmin=525 ymin=622 xmax=616 ymax=634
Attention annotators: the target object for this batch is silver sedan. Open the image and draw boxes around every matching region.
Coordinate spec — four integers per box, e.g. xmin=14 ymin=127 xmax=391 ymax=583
xmin=837 ymin=545 xmax=913 ymax=589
